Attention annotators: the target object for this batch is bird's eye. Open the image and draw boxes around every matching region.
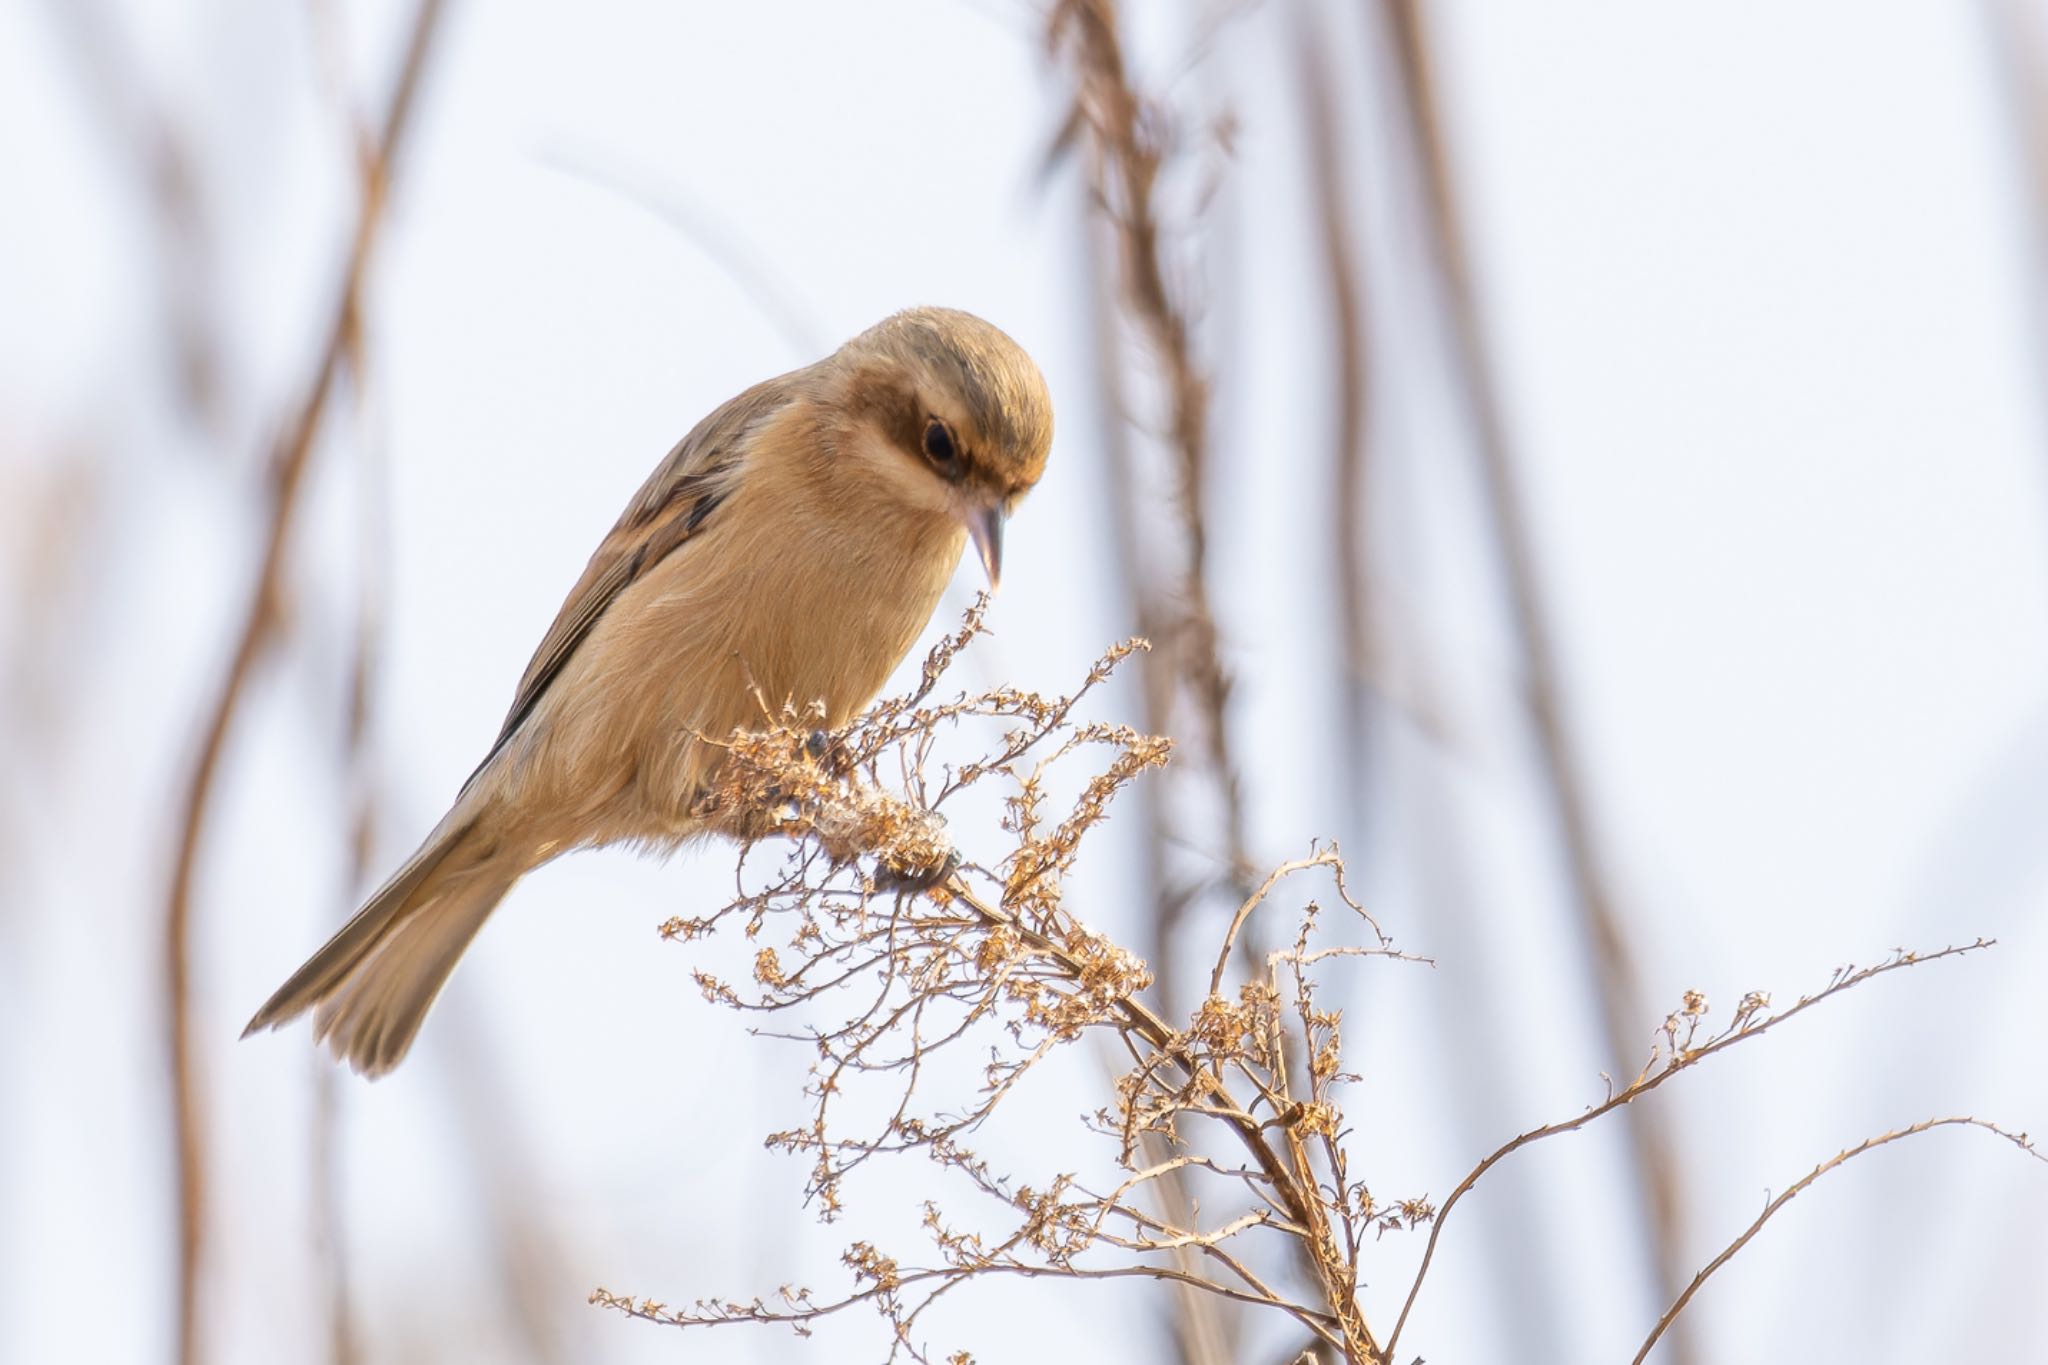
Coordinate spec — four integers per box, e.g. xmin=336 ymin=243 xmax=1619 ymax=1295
xmin=922 ymin=417 xmax=960 ymax=471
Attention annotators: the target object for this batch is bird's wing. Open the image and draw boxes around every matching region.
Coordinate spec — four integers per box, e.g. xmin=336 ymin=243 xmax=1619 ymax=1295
xmin=460 ymin=375 xmax=796 ymax=792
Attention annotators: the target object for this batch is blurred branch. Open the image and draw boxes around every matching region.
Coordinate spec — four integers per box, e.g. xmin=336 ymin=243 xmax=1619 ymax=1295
xmin=1631 ymin=1117 xmax=2043 ymax=1364
xmin=1295 ymin=8 xmax=1376 ymax=838
xmin=160 ymin=4 xmax=448 ymax=1362
xmin=534 ymin=144 xmax=829 ymax=361
xmin=309 ymin=1064 xmax=357 ymax=1365
xmin=1372 ymin=1 xmax=1695 ymax=1353
xmin=1076 ymin=194 xmax=1173 ymax=941
xmin=0 ymin=455 xmax=104 ymax=904
xmin=597 ymin=617 xmax=2015 ymax=1364
xmin=1076 ymin=187 xmax=1234 ymax=1365
xmin=314 ymin=462 xmax=376 ymax=1360
xmin=598 ymin=619 xmax=1392 ymax=1360
xmin=1048 ymin=12 xmax=1258 ymax=1359
xmin=436 ymin=1009 xmax=580 ymax=1365
xmin=39 ymin=0 xmax=222 ymax=428
xmin=1980 ymin=0 xmax=2048 ymax=525
xmin=1047 ymin=0 xmax=1256 ymax=942
xmin=1381 ymin=940 xmax=1998 ymax=1362
xmin=306 ymin=13 xmax=377 ymax=1362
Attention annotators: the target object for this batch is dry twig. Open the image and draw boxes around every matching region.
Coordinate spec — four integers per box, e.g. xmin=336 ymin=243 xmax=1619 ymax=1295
xmin=159 ymin=5 xmax=447 ymax=1361
xmin=40 ymin=0 xmax=221 ymax=426
xmin=1378 ymin=941 xmax=1997 ymax=1361
xmin=595 ymin=610 xmax=1405 ymax=1362
xmin=1046 ymin=0 xmax=1255 ymax=935
xmin=1295 ymin=10 xmax=1376 ymax=824
xmin=1372 ymin=1 xmax=1696 ymax=1350
xmin=1043 ymin=20 xmax=1263 ymax=1352
xmin=587 ymin=612 xmax=2030 ymax=1364
xmin=1630 ymin=1116 xmax=2042 ymax=1363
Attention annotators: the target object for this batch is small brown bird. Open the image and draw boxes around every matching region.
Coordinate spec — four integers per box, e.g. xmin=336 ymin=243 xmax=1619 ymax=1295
xmin=246 ymin=307 xmax=1052 ymax=1075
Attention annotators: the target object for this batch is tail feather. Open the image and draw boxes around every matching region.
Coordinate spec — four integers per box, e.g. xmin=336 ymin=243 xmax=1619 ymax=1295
xmin=246 ymin=815 xmax=523 ymax=1076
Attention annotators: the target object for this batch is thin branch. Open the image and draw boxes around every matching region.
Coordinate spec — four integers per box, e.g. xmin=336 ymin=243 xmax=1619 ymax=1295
xmin=596 ymin=1258 xmax=1348 ymax=1352
xmin=160 ymin=5 xmax=448 ymax=1363
xmin=1632 ymin=1117 xmax=2043 ymax=1363
xmin=1048 ymin=0 xmax=1257 ymax=926
xmin=655 ymin=642 xmax=1389 ymax=1359
xmin=1209 ymin=852 xmax=1343 ymax=999
xmin=533 ymin=145 xmax=828 ymax=361
xmin=1379 ymin=940 xmax=1994 ymax=1361
xmin=39 ymin=0 xmax=222 ymax=427
xmin=436 ymin=1008 xmax=581 ymax=1365
xmin=1978 ymin=0 xmax=2048 ymax=543
xmin=938 ymin=871 xmax=1384 ymax=1361
xmin=1373 ymin=2 xmax=1697 ymax=1352
xmin=1205 ymin=845 xmax=1415 ymax=1001
xmin=1048 ymin=20 xmax=1260 ymax=1355
xmin=1296 ymin=8 xmax=1376 ymax=831
xmin=615 ymin=619 xmax=2018 ymax=1365
xmin=1075 ymin=201 xmax=1235 ymax=1365
xmin=306 ymin=6 xmax=385 ymax=1357
xmin=1134 ymin=1124 xmax=1243 ymax=1365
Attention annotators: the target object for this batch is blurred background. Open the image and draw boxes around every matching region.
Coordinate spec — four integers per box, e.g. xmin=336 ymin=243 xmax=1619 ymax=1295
xmin=6 ymin=1 xmax=2048 ymax=1361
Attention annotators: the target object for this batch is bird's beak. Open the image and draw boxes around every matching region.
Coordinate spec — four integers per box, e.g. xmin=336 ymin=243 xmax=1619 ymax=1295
xmin=966 ymin=502 xmax=1005 ymax=589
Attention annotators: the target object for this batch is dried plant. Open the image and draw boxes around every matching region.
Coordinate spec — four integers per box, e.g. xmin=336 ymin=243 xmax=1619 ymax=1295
xmin=1046 ymin=0 xmax=1255 ymax=942
xmin=590 ymin=605 xmax=2040 ymax=1364
xmin=157 ymin=5 xmax=447 ymax=1363
xmin=1371 ymin=0 xmax=1700 ymax=1351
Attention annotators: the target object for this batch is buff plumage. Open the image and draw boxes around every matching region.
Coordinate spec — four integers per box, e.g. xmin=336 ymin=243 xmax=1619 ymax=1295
xmin=245 ymin=307 xmax=1053 ymax=1075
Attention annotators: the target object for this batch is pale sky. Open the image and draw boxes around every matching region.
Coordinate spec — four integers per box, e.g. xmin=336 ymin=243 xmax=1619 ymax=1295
xmin=4 ymin=3 xmax=2047 ymax=1362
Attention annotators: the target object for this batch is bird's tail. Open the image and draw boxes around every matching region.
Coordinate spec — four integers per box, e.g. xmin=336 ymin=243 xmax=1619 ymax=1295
xmin=244 ymin=813 xmax=524 ymax=1077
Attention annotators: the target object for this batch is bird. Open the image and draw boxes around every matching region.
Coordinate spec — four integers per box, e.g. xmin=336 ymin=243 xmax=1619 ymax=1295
xmin=245 ymin=307 xmax=1053 ymax=1076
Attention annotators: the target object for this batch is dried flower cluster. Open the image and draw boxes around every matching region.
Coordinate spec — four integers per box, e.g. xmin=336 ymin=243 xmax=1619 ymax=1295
xmin=591 ymin=606 xmax=2040 ymax=1364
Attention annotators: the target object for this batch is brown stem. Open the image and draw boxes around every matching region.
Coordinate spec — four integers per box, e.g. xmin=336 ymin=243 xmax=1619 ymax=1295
xmin=160 ymin=5 xmax=447 ymax=1361
xmin=1979 ymin=0 xmax=2048 ymax=534
xmin=40 ymin=0 xmax=222 ymax=427
xmin=1053 ymin=15 xmax=1265 ymax=1358
xmin=942 ymin=873 xmax=1384 ymax=1362
xmin=1632 ymin=1118 xmax=2042 ymax=1363
xmin=1380 ymin=940 xmax=1991 ymax=1361
xmin=1049 ymin=0 xmax=1256 ymax=934
xmin=1296 ymin=11 xmax=1376 ymax=833
xmin=1373 ymin=2 xmax=1695 ymax=1355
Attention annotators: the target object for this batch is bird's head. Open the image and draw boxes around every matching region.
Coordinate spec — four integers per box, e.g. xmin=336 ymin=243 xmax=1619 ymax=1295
xmin=827 ymin=307 xmax=1053 ymax=587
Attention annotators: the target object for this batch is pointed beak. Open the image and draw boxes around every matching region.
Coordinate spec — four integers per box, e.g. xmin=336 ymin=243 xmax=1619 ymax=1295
xmin=966 ymin=503 xmax=1006 ymax=589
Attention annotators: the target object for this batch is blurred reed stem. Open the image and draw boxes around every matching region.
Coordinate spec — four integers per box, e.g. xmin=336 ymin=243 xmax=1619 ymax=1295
xmin=1048 ymin=0 xmax=1257 ymax=964
xmin=1371 ymin=3 xmax=1697 ymax=1359
xmin=160 ymin=4 xmax=447 ymax=1361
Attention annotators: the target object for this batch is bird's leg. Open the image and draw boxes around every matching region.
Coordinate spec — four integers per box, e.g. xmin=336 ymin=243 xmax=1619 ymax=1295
xmin=872 ymin=845 xmax=961 ymax=894
xmin=803 ymin=728 xmax=855 ymax=777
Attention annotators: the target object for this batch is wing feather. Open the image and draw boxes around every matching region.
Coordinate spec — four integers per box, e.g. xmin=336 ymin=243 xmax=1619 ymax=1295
xmin=460 ymin=375 xmax=795 ymax=792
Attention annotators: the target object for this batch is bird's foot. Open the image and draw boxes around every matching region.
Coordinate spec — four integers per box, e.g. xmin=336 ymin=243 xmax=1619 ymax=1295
xmin=803 ymin=728 xmax=855 ymax=777
xmin=872 ymin=846 xmax=961 ymax=895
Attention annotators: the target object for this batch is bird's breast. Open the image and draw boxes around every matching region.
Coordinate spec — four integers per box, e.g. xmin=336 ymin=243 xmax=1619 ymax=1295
xmin=706 ymin=487 xmax=965 ymax=720
xmin=509 ymin=485 xmax=966 ymax=842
